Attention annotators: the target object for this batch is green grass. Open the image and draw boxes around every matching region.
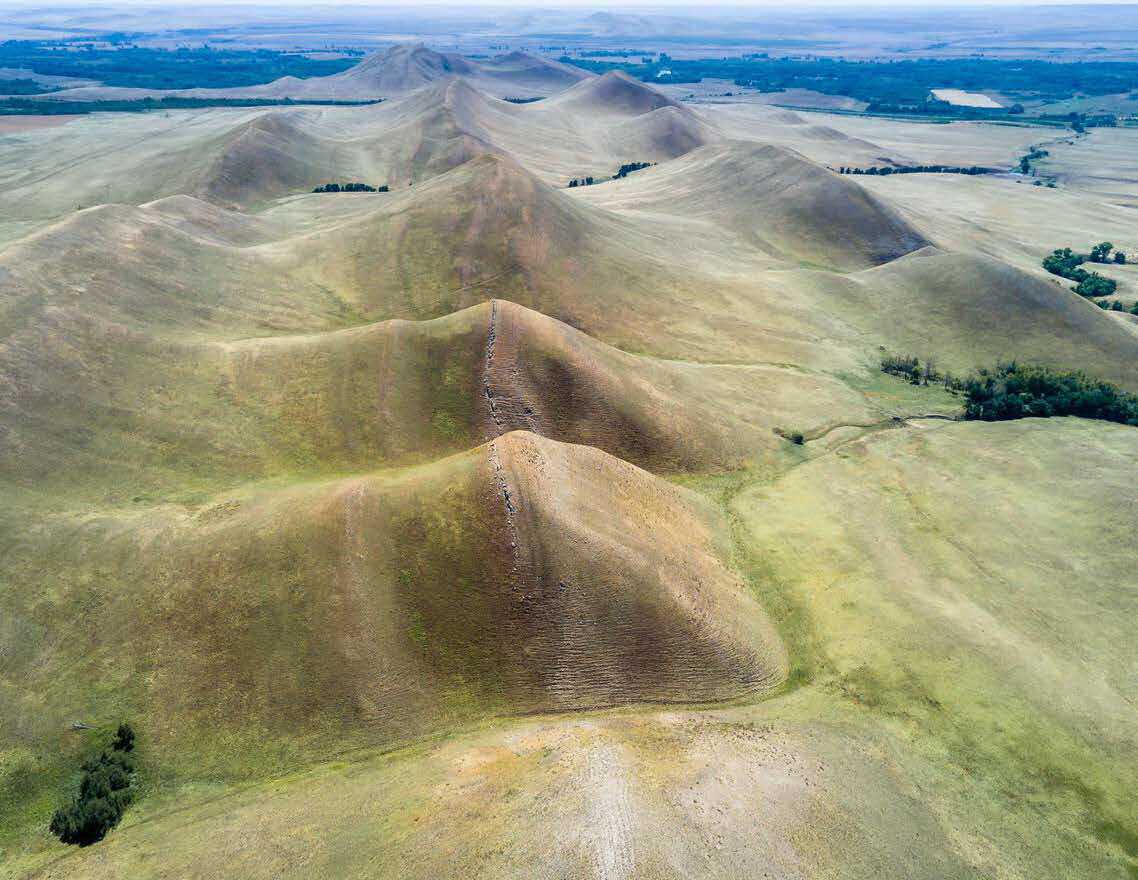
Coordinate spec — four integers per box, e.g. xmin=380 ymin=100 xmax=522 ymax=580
xmin=730 ymin=418 xmax=1138 ymax=878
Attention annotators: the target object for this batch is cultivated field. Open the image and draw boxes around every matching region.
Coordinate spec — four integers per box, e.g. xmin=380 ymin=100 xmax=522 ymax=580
xmin=931 ymin=87 xmax=1003 ymax=108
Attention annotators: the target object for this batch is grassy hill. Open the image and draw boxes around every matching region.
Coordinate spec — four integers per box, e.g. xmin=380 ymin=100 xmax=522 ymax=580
xmin=1 ymin=66 xmax=1136 ymax=879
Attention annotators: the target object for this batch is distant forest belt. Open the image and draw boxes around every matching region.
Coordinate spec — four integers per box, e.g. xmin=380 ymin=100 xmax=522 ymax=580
xmin=0 ymin=42 xmax=358 ymax=90
xmin=569 ymin=55 xmax=1138 ymax=104
xmin=773 ymin=104 xmax=1073 ymax=128
xmin=0 ymin=97 xmax=384 ymax=115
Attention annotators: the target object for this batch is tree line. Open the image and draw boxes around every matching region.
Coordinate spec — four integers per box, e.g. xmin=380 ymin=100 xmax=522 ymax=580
xmin=614 ymin=161 xmax=654 ymax=178
xmin=1018 ymin=146 xmax=1049 ymax=175
xmin=881 ymin=353 xmax=1138 ymax=426
xmin=881 ymin=353 xmax=964 ymax=392
xmin=312 ymin=182 xmax=388 ymax=193
xmin=962 ymin=361 xmax=1138 ymax=424
xmin=568 ymin=161 xmax=655 ymax=188
xmin=1097 ymin=299 xmax=1138 ymax=316
xmin=838 ymin=165 xmax=996 ymax=176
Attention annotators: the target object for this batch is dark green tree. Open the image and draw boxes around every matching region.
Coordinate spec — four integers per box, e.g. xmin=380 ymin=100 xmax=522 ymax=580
xmin=49 ymin=724 xmax=138 ymax=847
xmin=112 ymin=723 xmax=135 ymax=753
xmin=1090 ymin=241 xmax=1114 ymax=263
xmin=1074 ymin=272 xmax=1117 ymax=297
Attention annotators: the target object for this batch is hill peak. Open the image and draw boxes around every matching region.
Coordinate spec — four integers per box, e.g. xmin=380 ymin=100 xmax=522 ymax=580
xmin=546 ymin=70 xmax=680 ymax=116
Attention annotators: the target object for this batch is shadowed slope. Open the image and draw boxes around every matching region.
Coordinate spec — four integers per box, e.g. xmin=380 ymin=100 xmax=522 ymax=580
xmin=0 ymin=199 xmax=334 ymax=340
xmin=0 ymin=285 xmax=875 ymax=502
xmin=180 ymin=84 xmax=501 ymax=206
xmin=476 ymin=51 xmax=593 ymax=94
xmin=194 ymin=113 xmax=332 ymax=207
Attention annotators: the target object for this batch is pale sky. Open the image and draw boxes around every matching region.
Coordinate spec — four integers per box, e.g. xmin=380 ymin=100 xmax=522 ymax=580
xmin=6 ymin=0 xmax=1133 ymax=6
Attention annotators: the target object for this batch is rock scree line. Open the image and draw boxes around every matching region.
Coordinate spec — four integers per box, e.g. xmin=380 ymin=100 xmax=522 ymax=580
xmin=483 ymin=299 xmax=525 ymax=577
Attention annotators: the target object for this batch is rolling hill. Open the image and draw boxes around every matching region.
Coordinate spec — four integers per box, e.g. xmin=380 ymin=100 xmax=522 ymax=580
xmin=577 ymin=140 xmax=930 ymax=270
xmin=27 ymin=44 xmax=594 ymax=103
xmin=1 ymin=56 xmax=1137 ymax=880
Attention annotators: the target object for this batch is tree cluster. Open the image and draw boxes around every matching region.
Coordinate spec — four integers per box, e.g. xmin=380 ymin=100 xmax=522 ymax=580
xmin=568 ymin=162 xmax=656 ymax=188
xmin=1088 ymin=241 xmax=1122 ymax=264
xmin=312 ymin=183 xmax=387 ymax=193
xmin=613 ymin=161 xmax=654 ymax=179
xmin=49 ymin=723 xmax=137 ymax=847
xmin=1075 ymin=273 xmax=1117 ymax=297
xmin=1018 ymin=147 xmax=1049 ymax=175
xmin=1037 ymin=111 xmax=1118 ymax=130
xmin=881 ymin=354 xmax=1138 ymax=426
xmin=880 ymin=353 xmax=962 ymax=391
xmin=839 ymin=164 xmax=995 ymax=176
xmin=1042 ymin=244 xmax=1124 ymax=297
xmin=962 ymin=361 xmax=1138 ymax=425
xmin=0 ymin=77 xmax=56 ymax=95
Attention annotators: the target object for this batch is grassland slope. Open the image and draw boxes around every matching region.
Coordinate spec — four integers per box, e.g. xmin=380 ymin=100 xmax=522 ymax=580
xmin=13 ymin=423 xmax=1136 ymax=880
xmin=0 ymin=432 xmax=786 ymax=851
xmin=576 ymin=140 xmax=930 ymax=270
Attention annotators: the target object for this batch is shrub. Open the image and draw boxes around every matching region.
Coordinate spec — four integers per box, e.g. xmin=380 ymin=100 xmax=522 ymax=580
xmin=112 ymin=723 xmax=135 ymax=753
xmin=1074 ymin=272 xmax=1117 ymax=297
xmin=49 ymin=724 xmax=137 ymax=847
xmin=790 ymin=432 xmax=805 ymax=445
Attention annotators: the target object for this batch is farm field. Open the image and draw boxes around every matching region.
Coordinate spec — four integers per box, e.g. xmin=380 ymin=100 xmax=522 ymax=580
xmin=930 ymin=87 xmax=1003 ymax=107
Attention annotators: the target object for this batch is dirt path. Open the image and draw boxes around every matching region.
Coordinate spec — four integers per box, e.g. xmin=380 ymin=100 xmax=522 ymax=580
xmin=776 ymin=412 xmax=958 ymax=445
xmin=584 ymin=737 xmax=636 ymax=880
